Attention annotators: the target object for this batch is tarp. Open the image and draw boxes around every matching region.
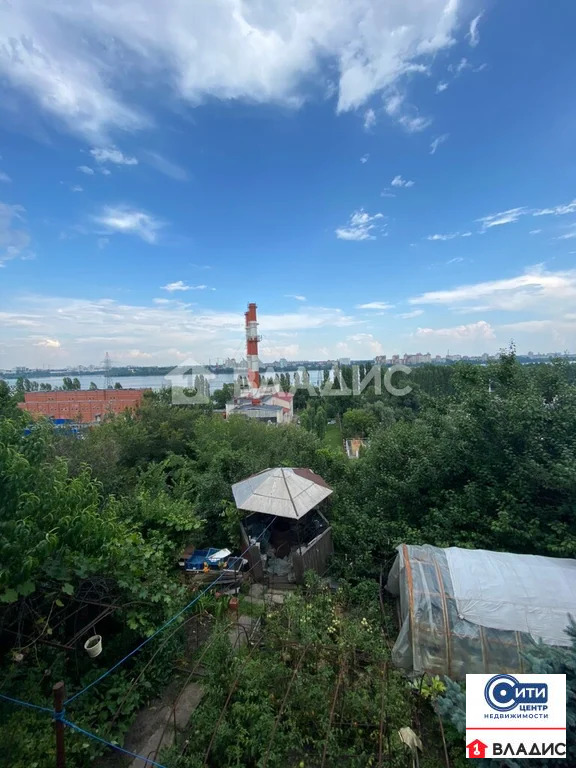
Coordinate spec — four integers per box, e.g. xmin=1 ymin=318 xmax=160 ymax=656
xmin=232 ymin=467 xmax=333 ymax=519
xmin=445 ymin=547 xmax=576 ymax=646
xmin=386 ymin=544 xmax=576 ymax=678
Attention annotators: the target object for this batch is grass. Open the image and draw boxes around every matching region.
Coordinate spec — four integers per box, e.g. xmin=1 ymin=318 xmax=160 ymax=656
xmin=324 ymin=422 xmax=344 ymax=452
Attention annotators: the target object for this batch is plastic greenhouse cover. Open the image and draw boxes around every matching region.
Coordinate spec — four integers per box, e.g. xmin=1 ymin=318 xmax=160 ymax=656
xmin=445 ymin=547 xmax=576 ymax=646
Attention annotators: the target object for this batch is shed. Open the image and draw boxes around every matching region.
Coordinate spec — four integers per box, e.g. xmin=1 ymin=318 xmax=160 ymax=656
xmin=386 ymin=544 xmax=576 ymax=679
xmin=232 ymin=467 xmax=334 ymax=584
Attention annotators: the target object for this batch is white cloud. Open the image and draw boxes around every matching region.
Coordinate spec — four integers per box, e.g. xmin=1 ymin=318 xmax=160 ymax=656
xmin=446 ymin=257 xmax=464 ymax=264
xmin=0 ymin=0 xmax=460 ymax=139
xmin=360 ymin=154 xmax=370 ymax=164
xmin=430 ymin=133 xmax=449 ymax=154
xmin=474 ymin=198 xmax=576 ymax=233
xmin=0 ymin=296 xmax=364 ymax=366
xmin=529 ymin=229 xmax=542 ymax=235
xmin=477 ymin=206 xmax=528 ymax=230
xmin=391 ymin=174 xmax=415 ymax=188
xmin=71 ymin=184 xmax=83 ymax=192
xmin=436 ymin=81 xmax=449 ymax=93
xmin=142 ymin=151 xmax=189 ymax=181
xmin=94 ymin=205 xmax=164 ymax=243
xmin=0 ymin=171 xmax=11 ymax=183
xmin=363 ymin=108 xmax=376 ymax=131
xmin=77 ymin=165 xmax=94 ymax=175
xmin=90 ymin=147 xmax=138 ymax=166
xmin=416 ymin=320 xmax=495 ymax=340
xmin=285 ymin=294 xmax=307 ymax=301
xmin=449 ymin=57 xmax=471 ymax=75
xmin=409 ymin=267 xmax=576 ymax=313
xmin=336 ymin=209 xmax=385 ymax=241
xmin=557 ymin=231 xmax=576 ymax=241
xmin=343 ymin=332 xmax=383 ymax=355
xmin=533 ymin=199 xmax=576 ymax=217
xmin=34 ymin=338 xmax=61 ymax=348
xmin=467 ymin=12 xmax=484 ymax=47
xmin=380 ymin=189 xmax=396 ymax=198
xmin=428 ymin=233 xmax=456 ymax=241
xmin=356 ymin=302 xmax=393 ymax=310
xmin=162 ymin=281 xmax=214 ymax=292
xmin=0 ymin=202 xmax=31 ymax=266
xmin=384 ymin=92 xmax=432 ymax=133
xmin=396 ymin=309 xmax=424 ymax=319
xmin=100 ymin=168 xmax=112 ymax=176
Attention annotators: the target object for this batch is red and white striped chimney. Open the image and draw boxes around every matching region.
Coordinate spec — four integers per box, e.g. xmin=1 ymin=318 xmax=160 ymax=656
xmin=245 ymin=302 xmax=260 ymax=389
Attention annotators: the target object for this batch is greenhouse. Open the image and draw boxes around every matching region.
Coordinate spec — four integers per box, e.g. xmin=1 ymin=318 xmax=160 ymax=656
xmin=386 ymin=544 xmax=576 ymax=679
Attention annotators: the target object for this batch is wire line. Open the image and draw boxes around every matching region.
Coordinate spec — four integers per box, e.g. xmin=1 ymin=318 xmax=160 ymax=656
xmin=65 ymin=515 xmax=276 ymax=706
xmin=0 ymin=692 xmax=53 ymax=715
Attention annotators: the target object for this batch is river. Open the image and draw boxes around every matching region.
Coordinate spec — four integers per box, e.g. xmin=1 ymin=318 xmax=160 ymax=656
xmin=1 ymin=370 xmax=327 ymax=393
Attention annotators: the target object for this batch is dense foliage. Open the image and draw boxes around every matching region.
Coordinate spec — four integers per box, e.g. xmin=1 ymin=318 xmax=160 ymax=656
xmin=1 ymin=351 xmax=576 ymax=766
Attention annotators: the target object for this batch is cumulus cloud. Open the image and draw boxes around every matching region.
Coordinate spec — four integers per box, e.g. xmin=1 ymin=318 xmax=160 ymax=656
xmin=285 ymin=294 xmax=307 ymax=301
xmin=391 ymin=175 xmax=415 ymax=188
xmin=384 ymin=92 xmax=431 ymax=132
xmin=0 ymin=0 xmax=460 ymax=139
xmin=94 ymin=205 xmax=164 ymax=243
xmin=436 ymin=81 xmax=449 ymax=93
xmin=0 ymin=171 xmax=11 ymax=183
xmin=336 ymin=209 xmax=385 ymax=241
xmin=360 ymin=154 xmax=370 ymax=164
xmin=90 ymin=147 xmax=138 ymax=165
xmin=77 ymin=165 xmax=94 ymax=175
xmin=416 ymin=320 xmax=495 ymax=340
xmin=1 ymin=295 xmax=363 ymax=366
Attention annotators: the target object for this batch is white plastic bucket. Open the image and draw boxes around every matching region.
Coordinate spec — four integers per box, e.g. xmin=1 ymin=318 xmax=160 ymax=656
xmin=84 ymin=634 xmax=102 ymax=658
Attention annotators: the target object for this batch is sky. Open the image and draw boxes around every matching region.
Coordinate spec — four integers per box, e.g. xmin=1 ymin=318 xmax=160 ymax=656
xmin=1 ymin=0 xmax=576 ymax=368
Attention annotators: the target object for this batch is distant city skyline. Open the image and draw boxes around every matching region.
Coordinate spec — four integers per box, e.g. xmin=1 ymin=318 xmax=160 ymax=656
xmin=2 ymin=348 xmax=575 ymax=378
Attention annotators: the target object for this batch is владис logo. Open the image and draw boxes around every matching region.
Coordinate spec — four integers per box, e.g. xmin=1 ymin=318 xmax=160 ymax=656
xmin=484 ymin=675 xmax=548 ymax=712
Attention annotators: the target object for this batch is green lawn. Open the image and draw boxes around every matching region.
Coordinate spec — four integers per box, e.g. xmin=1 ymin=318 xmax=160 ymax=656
xmin=324 ymin=422 xmax=343 ymax=452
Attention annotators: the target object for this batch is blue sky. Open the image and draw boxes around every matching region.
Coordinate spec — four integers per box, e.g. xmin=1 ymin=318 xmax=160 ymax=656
xmin=1 ymin=0 xmax=576 ymax=367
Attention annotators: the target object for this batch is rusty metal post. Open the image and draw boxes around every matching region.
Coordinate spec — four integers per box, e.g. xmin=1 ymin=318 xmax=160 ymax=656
xmin=53 ymin=681 xmax=66 ymax=768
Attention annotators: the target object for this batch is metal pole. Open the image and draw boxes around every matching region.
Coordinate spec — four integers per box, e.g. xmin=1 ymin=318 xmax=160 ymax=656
xmin=53 ymin=681 xmax=66 ymax=768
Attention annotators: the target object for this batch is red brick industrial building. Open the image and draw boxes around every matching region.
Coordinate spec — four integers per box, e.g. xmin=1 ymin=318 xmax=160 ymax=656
xmin=18 ymin=389 xmax=147 ymax=424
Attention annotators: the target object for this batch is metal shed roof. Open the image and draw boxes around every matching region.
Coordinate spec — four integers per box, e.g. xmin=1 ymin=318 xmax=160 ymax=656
xmin=231 ymin=467 xmax=333 ymax=520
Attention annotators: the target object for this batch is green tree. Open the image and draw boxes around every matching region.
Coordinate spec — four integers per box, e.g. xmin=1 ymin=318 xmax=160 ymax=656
xmin=114 ymin=381 xmax=123 ymax=389
xmin=89 ymin=381 xmax=98 ymax=390
xmin=341 ymin=408 xmax=377 ymax=438
xmin=212 ymin=382 xmax=235 ymax=409
xmin=315 ymin=405 xmax=327 ymax=439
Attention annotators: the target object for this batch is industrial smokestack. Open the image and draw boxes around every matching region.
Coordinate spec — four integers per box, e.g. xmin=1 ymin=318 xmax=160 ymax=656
xmin=245 ymin=302 xmax=260 ymax=389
